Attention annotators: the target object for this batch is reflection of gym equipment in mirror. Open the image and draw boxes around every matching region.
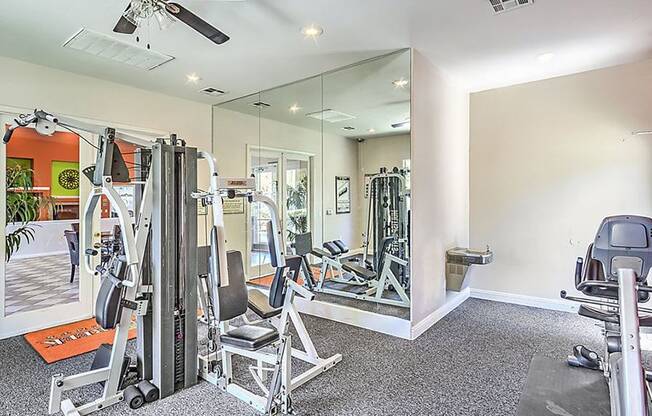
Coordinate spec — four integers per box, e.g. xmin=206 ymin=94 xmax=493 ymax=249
xmin=295 ymin=166 xmax=411 ymax=308
xmin=194 ymin=177 xmax=341 ymax=415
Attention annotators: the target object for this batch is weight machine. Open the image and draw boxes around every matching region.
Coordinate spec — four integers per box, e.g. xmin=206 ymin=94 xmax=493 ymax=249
xmin=3 ymin=110 xmax=200 ymax=415
xmin=193 ymin=176 xmax=342 ymax=415
xmin=363 ymin=167 xmax=410 ymax=287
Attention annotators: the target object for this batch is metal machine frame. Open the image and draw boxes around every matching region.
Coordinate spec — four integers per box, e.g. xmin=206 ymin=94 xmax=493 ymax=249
xmin=313 ymin=250 xmax=410 ymax=308
xmin=560 ymin=216 xmax=652 ymax=416
xmin=4 ymin=110 xmax=200 ymax=415
xmin=193 ymin=169 xmax=341 ymax=414
xmin=363 ymin=168 xmax=410 ymax=284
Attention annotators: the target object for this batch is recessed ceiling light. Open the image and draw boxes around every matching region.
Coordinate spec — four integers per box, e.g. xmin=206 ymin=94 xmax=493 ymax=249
xmin=186 ymin=73 xmax=201 ymax=84
xmin=392 ymin=78 xmax=409 ymax=88
xmin=289 ymin=104 xmax=301 ymax=114
xmin=301 ymin=25 xmax=323 ymax=38
xmin=537 ymin=52 xmax=555 ymax=63
xmin=367 ymin=128 xmax=376 ymax=133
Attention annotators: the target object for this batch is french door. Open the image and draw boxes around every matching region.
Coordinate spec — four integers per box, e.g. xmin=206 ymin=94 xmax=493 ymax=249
xmin=0 ymin=113 xmax=97 ymax=339
xmin=247 ymin=147 xmax=312 ymax=278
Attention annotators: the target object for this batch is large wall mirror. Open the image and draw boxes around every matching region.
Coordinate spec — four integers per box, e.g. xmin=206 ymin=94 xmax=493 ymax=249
xmin=212 ymin=49 xmax=411 ymax=331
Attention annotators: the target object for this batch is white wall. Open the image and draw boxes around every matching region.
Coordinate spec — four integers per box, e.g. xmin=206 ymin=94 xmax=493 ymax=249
xmin=469 ymin=58 xmax=652 ymax=300
xmin=323 ymin=135 xmax=360 ymax=246
xmin=0 ymin=56 xmax=212 ymax=335
xmin=0 ymin=56 xmax=211 ymax=149
xmin=0 ymin=56 xmax=213 ymax=244
xmin=213 ymin=107 xmax=363 ymax=274
xmin=358 ymin=134 xmax=411 ymax=175
xmin=212 ymin=107 xmax=323 ymax=265
xmin=410 ymin=50 xmax=470 ymax=325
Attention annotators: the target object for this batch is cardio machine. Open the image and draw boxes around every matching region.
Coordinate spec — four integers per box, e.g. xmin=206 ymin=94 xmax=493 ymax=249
xmin=561 ymin=215 xmax=652 ymax=416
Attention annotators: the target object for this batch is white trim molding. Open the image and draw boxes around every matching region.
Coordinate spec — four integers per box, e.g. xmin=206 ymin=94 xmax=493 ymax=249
xmin=410 ymin=289 xmax=470 ymax=340
xmin=469 ymin=288 xmax=579 ymax=313
xmin=293 ymin=296 xmax=412 ymax=339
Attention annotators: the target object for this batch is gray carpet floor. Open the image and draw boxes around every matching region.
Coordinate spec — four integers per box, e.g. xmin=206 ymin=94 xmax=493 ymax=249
xmin=0 ymin=298 xmax=604 ymax=416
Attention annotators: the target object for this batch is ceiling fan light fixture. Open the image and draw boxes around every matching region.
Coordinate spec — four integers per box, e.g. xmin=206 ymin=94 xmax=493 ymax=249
xmin=301 ymin=25 xmax=323 ymax=38
xmin=154 ymin=8 xmax=176 ymax=30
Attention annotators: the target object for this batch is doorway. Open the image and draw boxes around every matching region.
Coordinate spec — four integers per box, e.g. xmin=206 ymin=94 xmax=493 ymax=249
xmin=247 ymin=147 xmax=312 ymax=278
xmin=0 ymin=115 xmax=97 ymax=338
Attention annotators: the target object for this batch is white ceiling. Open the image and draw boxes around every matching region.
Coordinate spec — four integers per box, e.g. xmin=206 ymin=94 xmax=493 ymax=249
xmin=0 ymin=0 xmax=651 ymax=105
xmin=219 ymin=50 xmax=410 ymax=139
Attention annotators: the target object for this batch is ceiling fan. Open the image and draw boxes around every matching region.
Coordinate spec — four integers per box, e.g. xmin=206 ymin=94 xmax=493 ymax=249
xmin=113 ymin=0 xmax=230 ymax=45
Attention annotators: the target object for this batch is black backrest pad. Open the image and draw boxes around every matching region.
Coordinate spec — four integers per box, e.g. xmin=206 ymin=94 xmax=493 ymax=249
xmin=197 ymin=245 xmax=210 ymax=276
xmin=377 ymin=236 xmax=395 ymax=269
xmin=214 ymin=251 xmax=249 ymax=322
xmin=95 ymin=259 xmax=127 ymax=330
xmin=267 ymin=220 xmax=279 ymax=268
xmin=592 ymin=215 xmax=652 ymax=282
xmin=294 ymin=232 xmax=313 ymax=256
xmin=333 ymin=240 xmax=349 ymax=253
xmin=323 ymin=241 xmax=342 ymax=256
xmin=269 ymin=267 xmax=286 ymax=309
xmin=269 ymin=255 xmax=303 ymax=309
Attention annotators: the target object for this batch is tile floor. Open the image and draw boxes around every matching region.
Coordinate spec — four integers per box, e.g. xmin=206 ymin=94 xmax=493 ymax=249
xmin=4 ymin=255 xmax=79 ymax=316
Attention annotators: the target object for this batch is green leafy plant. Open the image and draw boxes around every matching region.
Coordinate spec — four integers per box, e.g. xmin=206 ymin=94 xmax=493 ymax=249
xmin=5 ymin=165 xmax=41 ymax=261
xmin=286 ymin=175 xmax=308 ymax=243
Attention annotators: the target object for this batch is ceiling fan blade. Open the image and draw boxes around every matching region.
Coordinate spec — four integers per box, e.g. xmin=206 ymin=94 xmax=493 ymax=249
xmin=165 ymin=2 xmax=230 ymax=44
xmin=113 ymin=3 xmax=137 ymax=34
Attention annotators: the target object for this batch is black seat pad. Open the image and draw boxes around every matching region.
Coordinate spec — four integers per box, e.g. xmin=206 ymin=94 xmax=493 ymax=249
xmin=248 ymin=289 xmax=281 ymax=319
xmin=342 ymin=262 xmax=376 ymax=280
xmin=220 ymin=325 xmax=279 ymax=351
xmin=311 ymin=247 xmax=331 ymax=259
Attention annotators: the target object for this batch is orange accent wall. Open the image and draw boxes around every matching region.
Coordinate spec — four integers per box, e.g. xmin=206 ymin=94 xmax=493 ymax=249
xmin=6 ymin=127 xmax=79 ymax=188
xmin=6 ymin=126 xmax=138 ymax=220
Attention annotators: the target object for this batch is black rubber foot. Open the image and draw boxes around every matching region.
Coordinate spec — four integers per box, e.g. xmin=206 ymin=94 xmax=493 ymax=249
xmin=137 ymin=380 xmax=160 ymax=403
xmin=124 ymin=385 xmax=145 ymax=409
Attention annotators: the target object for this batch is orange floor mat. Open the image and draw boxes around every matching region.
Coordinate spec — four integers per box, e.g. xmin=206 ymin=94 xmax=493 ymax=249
xmin=249 ymin=266 xmax=337 ymax=287
xmin=24 ymin=317 xmax=137 ymax=364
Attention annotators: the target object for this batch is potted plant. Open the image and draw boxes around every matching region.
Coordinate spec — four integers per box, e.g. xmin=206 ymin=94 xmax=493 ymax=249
xmin=5 ymin=165 xmax=41 ymax=261
xmin=286 ymin=175 xmax=309 ymax=243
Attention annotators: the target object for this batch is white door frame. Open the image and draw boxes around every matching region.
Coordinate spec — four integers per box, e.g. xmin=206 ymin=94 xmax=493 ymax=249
xmin=245 ymin=145 xmax=314 ymax=279
xmin=0 ymin=106 xmax=168 ymax=339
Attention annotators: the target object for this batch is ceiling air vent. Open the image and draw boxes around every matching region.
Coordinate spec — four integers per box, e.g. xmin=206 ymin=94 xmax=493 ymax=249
xmin=62 ymin=28 xmax=174 ymax=70
xmin=252 ymin=101 xmax=271 ymax=108
xmin=305 ymin=109 xmax=356 ymax=123
xmin=489 ymin=0 xmax=534 ymax=14
xmin=200 ymin=87 xmax=226 ymax=97
xmin=342 ymin=126 xmax=355 ymax=131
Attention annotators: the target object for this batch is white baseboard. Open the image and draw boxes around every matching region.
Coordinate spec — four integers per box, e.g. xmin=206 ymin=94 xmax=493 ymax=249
xmin=470 ymin=288 xmax=579 ymax=313
xmin=294 ymin=296 xmax=412 ymax=339
xmin=1 ymin=313 xmax=92 ymax=339
xmin=410 ymin=289 xmax=471 ymax=340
